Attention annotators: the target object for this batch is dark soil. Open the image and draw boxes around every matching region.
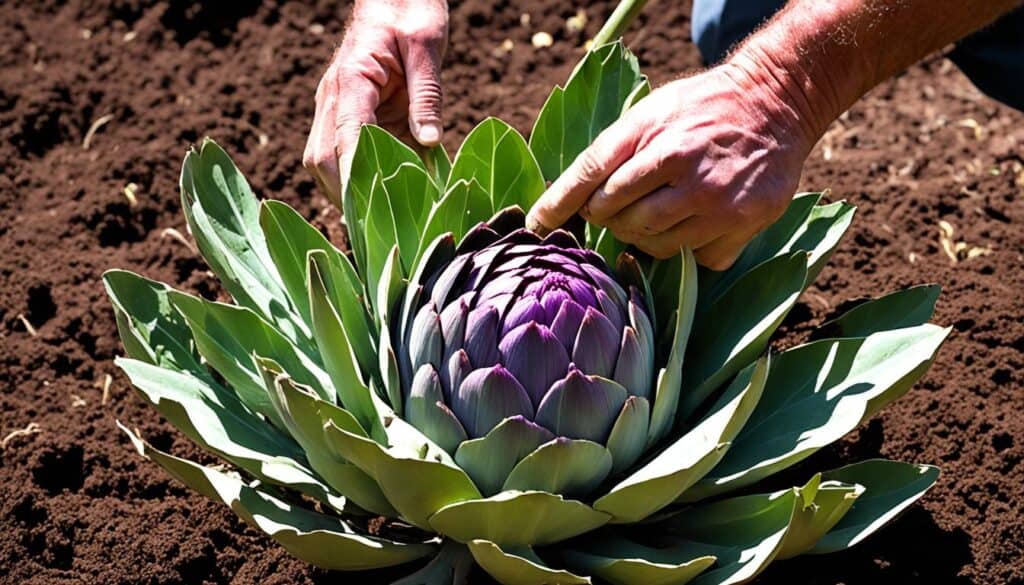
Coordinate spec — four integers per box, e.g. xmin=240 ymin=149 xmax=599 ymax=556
xmin=1 ymin=1 xmax=1021 ymax=584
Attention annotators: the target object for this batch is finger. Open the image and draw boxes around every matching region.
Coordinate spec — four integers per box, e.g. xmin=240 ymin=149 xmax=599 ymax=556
xmin=585 ymin=142 xmax=689 ymax=224
xmin=629 ymin=215 xmax=724 ymax=259
xmin=334 ymin=67 xmax=382 ymax=187
xmin=527 ymin=120 xmax=641 ymax=234
xmin=601 ymin=183 xmax=702 ymax=239
xmin=400 ymin=34 xmax=444 ymax=146
xmin=305 ymin=71 xmax=343 ymax=205
xmin=693 ymin=229 xmax=755 ymax=271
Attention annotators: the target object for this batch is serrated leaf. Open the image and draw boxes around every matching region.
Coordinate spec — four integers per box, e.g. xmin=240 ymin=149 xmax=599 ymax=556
xmin=448 ymin=118 xmax=545 ymax=213
xmin=119 ymin=424 xmax=435 ymax=570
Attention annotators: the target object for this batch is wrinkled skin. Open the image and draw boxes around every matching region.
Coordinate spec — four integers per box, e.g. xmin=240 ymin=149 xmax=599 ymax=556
xmin=303 ymin=0 xmax=448 ymax=205
xmin=527 ymin=62 xmax=817 ymax=269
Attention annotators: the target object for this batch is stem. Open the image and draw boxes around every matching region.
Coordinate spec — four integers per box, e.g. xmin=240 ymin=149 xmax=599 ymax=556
xmin=592 ymin=0 xmax=650 ymax=46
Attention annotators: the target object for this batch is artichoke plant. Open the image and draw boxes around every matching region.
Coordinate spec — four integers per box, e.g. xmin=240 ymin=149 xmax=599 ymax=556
xmin=106 ymin=35 xmax=949 ymax=585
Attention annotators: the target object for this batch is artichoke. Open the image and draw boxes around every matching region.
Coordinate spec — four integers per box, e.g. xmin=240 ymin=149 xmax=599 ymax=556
xmin=105 ymin=39 xmax=949 ymax=585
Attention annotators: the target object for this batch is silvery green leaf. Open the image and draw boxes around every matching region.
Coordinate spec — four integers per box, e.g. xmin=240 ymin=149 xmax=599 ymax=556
xmin=169 ymin=291 xmax=336 ymax=426
xmin=180 ymin=139 xmax=310 ymax=346
xmin=595 ymin=357 xmax=767 ymax=523
xmin=115 ymin=358 xmax=348 ymax=511
xmin=685 ymin=325 xmax=950 ymax=501
xmin=103 ymin=270 xmax=204 ymax=374
xmin=119 ymin=423 xmax=435 ymax=570
xmin=656 ymin=489 xmax=799 ymax=585
xmin=254 ymin=358 xmax=397 ymax=516
xmin=817 ymin=284 xmax=940 ymax=339
xmin=502 ymin=438 xmax=613 ymax=498
xmin=530 ymin=41 xmax=646 ymax=181
xmin=561 ymin=535 xmax=715 ymax=585
xmin=430 ymin=491 xmax=611 ymax=547
xmin=448 ymin=117 xmax=545 ymax=213
xmin=810 ymin=459 xmax=940 ymax=554
xmin=775 ymin=473 xmax=863 ymax=559
xmin=307 ymin=251 xmax=384 ymax=441
xmin=469 ymin=540 xmax=591 ymax=585
xmin=679 ymin=252 xmax=807 ymax=421
xmin=647 ymin=248 xmax=698 ymax=445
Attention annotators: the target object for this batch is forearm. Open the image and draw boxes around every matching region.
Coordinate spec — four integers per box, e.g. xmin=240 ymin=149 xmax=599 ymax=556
xmin=727 ymin=0 xmax=1022 ymax=142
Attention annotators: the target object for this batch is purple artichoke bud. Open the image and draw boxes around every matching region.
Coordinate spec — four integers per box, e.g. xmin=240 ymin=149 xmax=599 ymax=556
xmin=399 ymin=221 xmax=655 ymax=445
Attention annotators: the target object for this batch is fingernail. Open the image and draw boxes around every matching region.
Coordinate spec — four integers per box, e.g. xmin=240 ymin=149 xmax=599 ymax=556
xmin=525 ymin=214 xmax=552 ymax=236
xmin=416 ymin=122 xmax=442 ymax=145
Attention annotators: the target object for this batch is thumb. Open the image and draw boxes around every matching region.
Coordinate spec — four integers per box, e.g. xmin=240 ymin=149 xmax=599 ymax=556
xmin=402 ymin=39 xmax=444 ymax=146
xmin=526 ymin=120 xmax=638 ymax=234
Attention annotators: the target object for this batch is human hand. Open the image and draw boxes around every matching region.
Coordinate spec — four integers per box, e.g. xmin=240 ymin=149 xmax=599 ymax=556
xmin=526 ymin=61 xmax=822 ymax=269
xmin=303 ymin=0 xmax=448 ymax=206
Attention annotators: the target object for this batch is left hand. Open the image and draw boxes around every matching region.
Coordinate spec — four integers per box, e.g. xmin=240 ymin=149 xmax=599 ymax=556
xmin=526 ymin=63 xmax=819 ymax=269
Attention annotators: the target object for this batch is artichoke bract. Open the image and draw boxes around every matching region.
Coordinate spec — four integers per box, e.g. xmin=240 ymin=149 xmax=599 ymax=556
xmin=105 ymin=38 xmax=950 ymax=585
xmin=399 ymin=218 xmax=655 ymax=480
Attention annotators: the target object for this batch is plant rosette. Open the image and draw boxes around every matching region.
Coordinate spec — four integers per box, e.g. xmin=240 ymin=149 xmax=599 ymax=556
xmin=106 ymin=35 xmax=947 ymax=585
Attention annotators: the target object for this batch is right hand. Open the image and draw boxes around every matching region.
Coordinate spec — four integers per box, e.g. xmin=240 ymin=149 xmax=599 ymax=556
xmin=303 ymin=0 xmax=448 ymax=206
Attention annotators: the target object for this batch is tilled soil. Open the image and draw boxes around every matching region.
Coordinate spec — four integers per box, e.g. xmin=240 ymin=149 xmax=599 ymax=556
xmin=1 ymin=1 xmax=1021 ymax=584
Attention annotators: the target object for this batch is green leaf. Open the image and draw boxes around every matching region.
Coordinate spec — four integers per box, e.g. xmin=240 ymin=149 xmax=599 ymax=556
xmin=119 ymin=423 xmax=436 ymax=570
xmin=605 ymin=396 xmax=650 ymax=475
xmin=811 ymin=459 xmax=940 ymax=554
xmin=699 ymin=193 xmax=820 ymax=304
xmin=258 ymin=199 xmax=377 ymax=370
xmin=307 ymin=252 xmax=384 ymax=442
xmin=502 ymin=438 xmax=613 ymax=498
xmin=776 ymin=474 xmax=863 ymax=559
xmin=323 ymin=416 xmax=481 ymax=528
xmin=679 ymin=252 xmax=808 ymax=421
xmin=448 ymin=118 xmax=545 ymax=213
xmin=469 ymin=540 xmax=591 ymax=585
xmin=430 ymin=491 xmax=611 ymax=547
xmin=818 ymin=284 xmax=941 ymax=339
xmin=179 ymin=139 xmax=308 ymax=346
xmin=595 ymin=358 xmax=768 ymax=523
xmin=422 ymin=144 xmax=453 ymax=190
xmin=113 ymin=358 xmax=348 ymax=508
xmin=103 ymin=270 xmax=204 ymax=374
xmin=419 ymin=179 xmax=492 ymax=257
xmin=382 ymin=162 xmax=441 ymax=268
xmin=797 ymin=201 xmax=857 ymax=285
xmin=686 ymin=325 xmax=950 ymax=500
xmin=561 ymin=536 xmax=715 ymax=585
xmin=343 ymin=125 xmax=424 ymax=280
xmin=530 ymin=41 xmax=646 ymax=181
xmin=455 ymin=417 xmax=554 ymax=497
xmin=657 ymin=489 xmax=799 ymax=585
xmin=254 ymin=358 xmax=397 ymax=516
xmin=169 ymin=291 xmax=336 ymax=427
xmin=647 ymin=249 xmax=698 ymax=445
